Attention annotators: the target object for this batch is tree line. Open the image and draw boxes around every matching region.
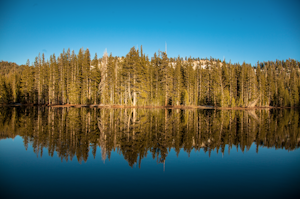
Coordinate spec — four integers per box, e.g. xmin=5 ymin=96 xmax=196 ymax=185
xmin=1 ymin=46 xmax=300 ymax=107
xmin=0 ymin=107 xmax=299 ymax=166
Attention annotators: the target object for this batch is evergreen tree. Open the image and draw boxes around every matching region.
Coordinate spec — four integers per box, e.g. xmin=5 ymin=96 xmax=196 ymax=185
xmin=91 ymin=53 xmax=101 ymax=104
xmin=2 ymin=46 xmax=299 ymax=108
xmin=173 ymin=57 xmax=183 ymax=105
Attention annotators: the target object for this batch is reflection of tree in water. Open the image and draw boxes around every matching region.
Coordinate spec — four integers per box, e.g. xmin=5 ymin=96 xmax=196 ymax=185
xmin=0 ymin=107 xmax=300 ymax=167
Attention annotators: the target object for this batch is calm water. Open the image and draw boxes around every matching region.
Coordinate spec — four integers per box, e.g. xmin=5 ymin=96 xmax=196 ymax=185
xmin=0 ymin=107 xmax=299 ymax=199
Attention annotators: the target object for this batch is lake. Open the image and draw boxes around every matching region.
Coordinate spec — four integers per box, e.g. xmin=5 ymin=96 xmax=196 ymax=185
xmin=0 ymin=107 xmax=299 ymax=199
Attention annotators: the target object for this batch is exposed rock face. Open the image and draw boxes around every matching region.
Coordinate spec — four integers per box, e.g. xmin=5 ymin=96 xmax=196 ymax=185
xmin=247 ymin=98 xmax=259 ymax=108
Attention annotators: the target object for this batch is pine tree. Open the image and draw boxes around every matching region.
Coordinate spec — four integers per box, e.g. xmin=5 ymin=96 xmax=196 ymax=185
xmin=76 ymin=48 xmax=83 ymax=103
xmin=2 ymin=46 xmax=300 ymax=108
xmin=159 ymin=52 xmax=172 ymax=106
xmin=173 ymin=57 xmax=183 ymax=105
xmin=69 ymin=50 xmax=80 ymax=104
xmin=98 ymin=49 xmax=108 ymax=104
xmin=221 ymin=60 xmax=230 ymax=107
xmin=91 ymin=53 xmax=101 ymax=104
xmin=122 ymin=47 xmax=141 ymax=106
xmin=107 ymin=53 xmax=116 ymax=104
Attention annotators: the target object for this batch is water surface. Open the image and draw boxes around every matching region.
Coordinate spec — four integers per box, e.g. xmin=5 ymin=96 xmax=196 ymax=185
xmin=0 ymin=107 xmax=299 ymax=198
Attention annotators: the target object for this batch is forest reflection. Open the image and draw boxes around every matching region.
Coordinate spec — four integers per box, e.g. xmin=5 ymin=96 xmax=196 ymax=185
xmin=0 ymin=107 xmax=299 ymax=167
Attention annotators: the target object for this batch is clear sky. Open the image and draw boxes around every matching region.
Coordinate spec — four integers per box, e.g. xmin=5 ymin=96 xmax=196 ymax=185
xmin=1 ymin=0 xmax=299 ymax=66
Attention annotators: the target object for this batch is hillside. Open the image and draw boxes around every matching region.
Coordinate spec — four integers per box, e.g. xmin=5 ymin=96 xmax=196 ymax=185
xmin=0 ymin=61 xmax=25 ymax=76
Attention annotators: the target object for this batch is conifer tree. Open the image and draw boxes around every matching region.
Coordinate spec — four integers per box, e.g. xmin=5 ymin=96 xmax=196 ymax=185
xmin=107 ymin=53 xmax=116 ymax=104
xmin=159 ymin=52 xmax=172 ymax=106
xmin=122 ymin=47 xmax=141 ymax=106
xmin=82 ymin=48 xmax=91 ymax=104
xmin=2 ymin=46 xmax=300 ymax=108
xmin=91 ymin=53 xmax=101 ymax=104
xmin=174 ymin=57 xmax=183 ymax=105
xmin=98 ymin=49 xmax=108 ymax=104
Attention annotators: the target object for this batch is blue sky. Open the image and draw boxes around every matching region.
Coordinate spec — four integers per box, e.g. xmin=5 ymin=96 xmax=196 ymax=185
xmin=0 ymin=0 xmax=299 ymax=66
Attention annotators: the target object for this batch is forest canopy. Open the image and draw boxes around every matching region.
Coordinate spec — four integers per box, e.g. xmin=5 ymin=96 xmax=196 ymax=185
xmin=0 ymin=46 xmax=299 ymax=107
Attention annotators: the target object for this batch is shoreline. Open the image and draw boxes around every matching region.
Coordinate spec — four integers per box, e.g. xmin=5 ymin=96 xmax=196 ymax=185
xmin=0 ymin=103 xmax=298 ymax=110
